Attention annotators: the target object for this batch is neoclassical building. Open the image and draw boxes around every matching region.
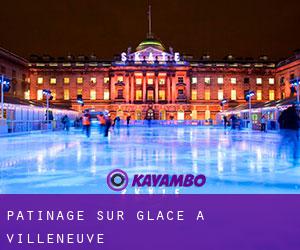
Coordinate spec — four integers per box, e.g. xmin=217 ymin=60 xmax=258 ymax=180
xmin=1 ymin=37 xmax=300 ymax=121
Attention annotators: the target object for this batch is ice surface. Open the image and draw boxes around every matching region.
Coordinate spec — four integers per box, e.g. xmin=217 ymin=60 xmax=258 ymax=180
xmin=0 ymin=126 xmax=299 ymax=194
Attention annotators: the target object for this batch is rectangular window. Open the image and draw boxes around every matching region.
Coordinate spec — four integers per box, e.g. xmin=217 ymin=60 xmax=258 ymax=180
xmin=104 ymin=77 xmax=110 ymax=84
xmin=117 ymin=89 xmax=123 ymax=99
xmin=192 ymin=90 xmax=197 ymax=100
xmin=136 ymin=78 xmax=142 ymax=85
xmin=37 ymin=90 xmax=43 ymax=100
xmin=269 ymin=78 xmax=275 ymax=84
xmin=231 ymin=78 xmax=237 ymax=84
xmin=24 ymin=90 xmax=30 ymax=100
xmin=256 ymin=78 xmax=262 ymax=84
xmin=178 ymin=77 xmax=184 ymax=83
xmin=37 ymin=77 xmax=43 ymax=84
xmin=77 ymin=77 xmax=83 ymax=84
xmin=205 ymin=90 xmax=210 ymax=100
xmin=147 ymin=78 xmax=153 ymax=85
xmin=50 ymin=78 xmax=56 ymax=84
xmin=90 ymin=89 xmax=96 ymax=100
xmin=231 ymin=90 xmax=237 ymax=100
xmin=217 ymin=77 xmax=224 ymax=84
xmin=159 ymin=90 xmax=165 ymax=100
xmin=269 ymin=90 xmax=275 ymax=101
xmin=257 ymin=90 xmax=262 ymax=101
xmin=64 ymin=89 xmax=70 ymax=100
xmin=159 ymin=78 xmax=165 ymax=85
xmin=51 ymin=90 xmax=56 ymax=100
xmin=90 ymin=77 xmax=97 ymax=84
xmin=136 ymin=90 xmax=142 ymax=100
xmin=64 ymin=77 xmax=70 ymax=84
xmin=218 ymin=89 xmax=224 ymax=100
xmin=117 ymin=76 xmax=123 ymax=82
xmin=77 ymin=88 xmax=83 ymax=95
xmin=204 ymin=77 xmax=210 ymax=84
xmin=104 ymin=89 xmax=110 ymax=100
xmin=147 ymin=90 xmax=154 ymax=100
xmin=191 ymin=77 xmax=197 ymax=84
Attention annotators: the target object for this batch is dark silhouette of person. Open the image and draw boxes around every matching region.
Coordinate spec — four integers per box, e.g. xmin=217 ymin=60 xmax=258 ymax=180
xmin=223 ymin=116 xmax=228 ymax=129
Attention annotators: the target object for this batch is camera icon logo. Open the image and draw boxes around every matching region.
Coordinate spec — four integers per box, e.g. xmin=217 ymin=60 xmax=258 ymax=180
xmin=107 ymin=169 xmax=129 ymax=191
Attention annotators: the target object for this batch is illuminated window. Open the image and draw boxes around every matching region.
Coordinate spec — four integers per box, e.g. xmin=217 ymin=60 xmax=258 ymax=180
xmin=117 ymin=76 xmax=123 ymax=82
xmin=37 ymin=77 xmax=43 ymax=84
xmin=159 ymin=90 xmax=165 ymax=100
xmin=192 ymin=90 xmax=197 ymax=100
xmin=64 ymin=89 xmax=70 ymax=100
xmin=204 ymin=77 xmax=210 ymax=84
xmin=77 ymin=89 xmax=83 ymax=95
xmin=104 ymin=89 xmax=110 ymax=100
xmin=90 ymin=77 xmax=97 ymax=84
xmin=191 ymin=77 xmax=197 ymax=84
xmin=64 ymin=77 xmax=70 ymax=84
xmin=147 ymin=90 xmax=154 ymax=100
xmin=269 ymin=90 xmax=275 ymax=101
xmin=136 ymin=90 xmax=142 ymax=100
xmin=231 ymin=90 xmax=237 ymax=100
xmin=256 ymin=78 xmax=262 ymax=84
xmin=159 ymin=78 xmax=165 ymax=85
xmin=205 ymin=90 xmax=210 ymax=100
xmin=90 ymin=89 xmax=96 ymax=100
xmin=37 ymin=90 xmax=43 ymax=100
xmin=24 ymin=90 xmax=30 ymax=100
xmin=218 ymin=89 xmax=224 ymax=100
xmin=77 ymin=77 xmax=83 ymax=84
xmin=231 ymin=78 xmax=237 ymax=84
xmin=51 ymin=90 xmax=56 ymax=100
xmin=217 ymin=77 xmax=224 ymax=84
xmin=50 ymin=78 xmax=56 ymax=84
xmin=269 ymin=78 xmax=275 ymax=84
xmin=205 ymin=110 xmax=210 ymax=120
xmin=104 ymin=77 xmax=110 ymax=84
xmin=136 ymin=78 xmax=142 ymax=85
xmin=147 ymin=78 xmax=153 ymax=85
xmin=257 ymin=90 xmax=262 ymax=101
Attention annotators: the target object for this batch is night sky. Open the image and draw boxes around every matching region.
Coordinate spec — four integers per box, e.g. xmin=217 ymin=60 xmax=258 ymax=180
xmin=1 ymin=0 xmax=300 ymax=61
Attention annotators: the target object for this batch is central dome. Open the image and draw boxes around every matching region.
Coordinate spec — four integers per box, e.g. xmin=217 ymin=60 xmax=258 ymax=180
xmin=136 ymin=37 xmax=166 ymax=51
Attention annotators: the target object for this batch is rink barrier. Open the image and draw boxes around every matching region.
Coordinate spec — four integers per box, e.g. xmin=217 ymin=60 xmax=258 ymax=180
xmin=122 ymin=120 xmax=216 ymax=126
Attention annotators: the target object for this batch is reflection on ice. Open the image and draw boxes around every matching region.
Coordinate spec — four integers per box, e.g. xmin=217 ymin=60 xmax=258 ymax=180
xmin=0 ymin=126 xmax=299 ymax=194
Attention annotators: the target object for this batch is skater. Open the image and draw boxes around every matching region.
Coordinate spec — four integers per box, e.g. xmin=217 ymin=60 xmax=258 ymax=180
xmin=82 ymin=110 xmax=91 ymax=138
xmin=114 ymin=116 xmax=121 ymax=130
xmin=223 ymin=116 xmax=228 ymax=129
xmin=61 ymin=115 xmax=70 ymax=132
xmin=104 ymin=114 xmax=112 ymax=137
xmin=278 ymin=105 xmax=300 ymax=158
xmin=126 ymin=115 xmax=131 ymax=127
xmin=97 ymin=113 xmax=106 ymax=134
xmin=260 ymin=115 xmax=266 ymax=132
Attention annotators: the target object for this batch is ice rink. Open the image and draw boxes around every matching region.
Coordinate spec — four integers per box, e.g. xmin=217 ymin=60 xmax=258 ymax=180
xmin=0 ymin=126 xmax=299 ymax=194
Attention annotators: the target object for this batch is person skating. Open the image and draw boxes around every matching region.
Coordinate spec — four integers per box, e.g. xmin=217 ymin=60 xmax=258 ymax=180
xmin=104 ymin=114 xmax=112 ymax=137
xmin=126 ymin=115 xmax=131 ymax=127
xmin=261 ymin=115 xmax=267 ymax=132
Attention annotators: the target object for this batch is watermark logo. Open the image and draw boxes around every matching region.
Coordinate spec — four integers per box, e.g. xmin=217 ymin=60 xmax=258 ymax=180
xmin=107 ymin=169 xmax=206 ymax=192
xmin=107 ymin=169 xmax=129 ymax=191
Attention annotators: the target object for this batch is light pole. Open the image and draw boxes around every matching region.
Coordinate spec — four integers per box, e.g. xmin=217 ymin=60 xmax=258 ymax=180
xmin=0 ymin=75 xmax=11 ymax=120
xmin=220 ymin=99 xmax=227 ymax=113
xmin=42 ymin=89 xmax=52 ymax=129
xmin=246 ymin=91 xmax=255 ymax=129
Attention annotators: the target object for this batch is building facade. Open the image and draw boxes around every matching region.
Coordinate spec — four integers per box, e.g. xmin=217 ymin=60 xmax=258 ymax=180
xmin=1 ymin=38 xmax=300 ymax=121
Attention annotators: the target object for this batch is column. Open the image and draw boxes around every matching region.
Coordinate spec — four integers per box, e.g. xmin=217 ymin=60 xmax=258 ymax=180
xmin=130 ymin=74 xmax=134 ymax=103
xmin=186 ymin=75 xmax=191 ymax=102
xmin=172 ymin=76 xmax=176 ymax=103
xmin=125 ymin=74 xmax=130 ymax=103
xmin=110 ymin=75 xmax=115 ymax=102
xmin=167 ymin=75 xmax=171 ymax=104
xmin=143 ymin=73 xmax=147 ymax=102
xmin=155 ymin=74 xmax=159 ymax=103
